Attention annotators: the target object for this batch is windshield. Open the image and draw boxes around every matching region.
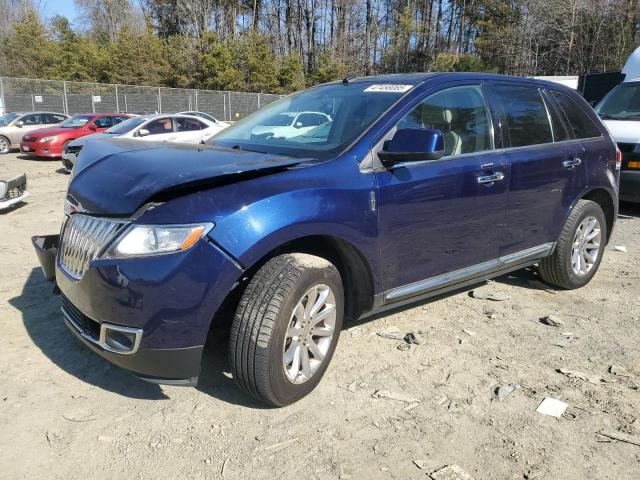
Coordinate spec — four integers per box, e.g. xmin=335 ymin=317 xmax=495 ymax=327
xmin=0 ymin=113 xmax=20 ymax=126
xmin=108 ymin=116 xmax=147 ymax=134
xmin=263 ymin=113 xmax=296 ymax=126
xmin=596 ymin=82 xmax=640 ymax=120
xmin=208 ymin=82 xmax=414 ymax=159
xmin=60 ymin=115 xmax=93 ymax=128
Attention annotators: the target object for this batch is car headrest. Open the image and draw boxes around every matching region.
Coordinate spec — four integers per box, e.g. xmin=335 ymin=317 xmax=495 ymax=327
xmin=421 ymin=107 xmax=453 ymax=129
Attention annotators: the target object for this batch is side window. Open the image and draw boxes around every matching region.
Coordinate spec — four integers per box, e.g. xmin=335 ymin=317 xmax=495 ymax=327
xmin=113 ymin=116 xmax=128 ymax=125
xmin=551 ymin=91 xmax=601 ymax=139
xmin=144 ymin=118 xmax=173 ymax=135
xmin=296 ymin=113 xmax=319 ymax=128
xmin=94 ymin=117 xmax=114 ymax=129
xmin=176 ymin=118 xmax=205 ymax=131
xmin=22 ymin=114 xmax=43 ymax=125
xmin=491 ymin=85 xmax=552 ymax=147
xmin=396 ymin=85 xmax=493 ymax=157
xmin=50 ymin=114 xmax=66 ymax=123
xmin=543 ymin=91 xmax=571 ymax=142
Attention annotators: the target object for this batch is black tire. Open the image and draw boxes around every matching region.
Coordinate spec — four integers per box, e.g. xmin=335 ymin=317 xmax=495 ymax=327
xmin=538 ymin=199 xmax=606 ymax=289
xmin=229 ymin=253 xmax=344 ymax=406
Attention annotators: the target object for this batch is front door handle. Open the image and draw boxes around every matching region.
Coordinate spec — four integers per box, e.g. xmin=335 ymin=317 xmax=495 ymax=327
xmin=563 ymin=158 xmax=582 ymax=169
xmin=477 ymin=172 xmax=505 ymax=185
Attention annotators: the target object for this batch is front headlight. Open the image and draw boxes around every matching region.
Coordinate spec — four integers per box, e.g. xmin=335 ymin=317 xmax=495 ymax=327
xmin=105 ymin=223 xmax=214 ymax=258
xmin=40 ymin=136 xmax=57 ymax=143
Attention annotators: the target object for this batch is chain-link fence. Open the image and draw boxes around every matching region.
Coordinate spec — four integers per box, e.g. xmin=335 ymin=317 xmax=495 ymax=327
xmin=0 ymin=77 xmax=283 ymax=122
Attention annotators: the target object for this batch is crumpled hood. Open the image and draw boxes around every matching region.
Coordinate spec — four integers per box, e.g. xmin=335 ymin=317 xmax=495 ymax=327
xmin=69 ymin=138 xmax=315 ymax=215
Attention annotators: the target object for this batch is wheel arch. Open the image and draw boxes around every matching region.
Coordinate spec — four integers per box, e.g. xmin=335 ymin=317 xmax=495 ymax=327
xmin=210 ymin=234 xmax=376 ymax=337
xmin=580 ymin=187 xmax=616 ymax=243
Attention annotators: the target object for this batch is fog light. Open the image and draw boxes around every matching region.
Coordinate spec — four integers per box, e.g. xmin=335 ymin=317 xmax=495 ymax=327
xmin=99 ymin=323 xmax=143 ymax=355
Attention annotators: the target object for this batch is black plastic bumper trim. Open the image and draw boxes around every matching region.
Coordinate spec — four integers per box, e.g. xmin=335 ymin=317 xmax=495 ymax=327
xmin=63 ymin=315 xmax=204 ymax=382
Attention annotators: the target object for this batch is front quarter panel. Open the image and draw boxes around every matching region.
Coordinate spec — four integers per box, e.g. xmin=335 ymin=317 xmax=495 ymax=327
xmin=140 ymin=155 xmax=382 ymax=291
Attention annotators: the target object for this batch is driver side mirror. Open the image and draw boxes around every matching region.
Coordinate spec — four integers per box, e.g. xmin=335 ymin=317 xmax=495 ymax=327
xmin=88 ymin=123 xmax=97 ymax=131
xmin=15 ymin=121 xmax=24 ymax=128
xmin=377 ymin=128 xmax=445 ymax=167
xmin=294 ymin=122 xmax=303 ymax=128
xmin=137 ymin=128 xmax=150 ymax=137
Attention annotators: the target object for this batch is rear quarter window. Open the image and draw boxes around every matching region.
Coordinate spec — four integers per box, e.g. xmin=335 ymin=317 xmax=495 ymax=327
xmin=551 ymin=91 xmax=602 ymax=139
xmin=490 ymin=84 xmax=553 ymax=147
xmin=542 ymin=91 xmax=572 ymax=142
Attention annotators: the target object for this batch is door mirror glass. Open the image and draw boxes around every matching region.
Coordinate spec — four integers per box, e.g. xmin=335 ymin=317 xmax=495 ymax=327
xmin=377 ymin=128 xmax=445 ymax=166
xmin=294 ymin=121 xmax=303 ymax=128
xmin=137 ymin=128 xmax=150 ymax=137
xmin=16 ymin=121 xmax=24 ymax=127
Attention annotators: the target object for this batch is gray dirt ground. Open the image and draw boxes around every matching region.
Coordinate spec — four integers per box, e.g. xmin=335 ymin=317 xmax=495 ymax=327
xmin=1 ymin=152 xmax=639 ymax=480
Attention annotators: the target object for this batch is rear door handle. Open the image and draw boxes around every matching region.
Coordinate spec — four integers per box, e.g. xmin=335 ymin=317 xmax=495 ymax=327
xmin=563 ymin=158 xmax=582 ymax=168
xmin=477 ymin=172 xmax=505 ymax=184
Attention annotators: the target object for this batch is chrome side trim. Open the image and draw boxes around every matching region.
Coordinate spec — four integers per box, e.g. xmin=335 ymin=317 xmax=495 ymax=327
xmin=500 ymin=242 xmax=554 ymax=265
xmin=385 ymin=258 xmax=501 ymax=302
xmin=383 ymin=242 xmax=554 ymax=303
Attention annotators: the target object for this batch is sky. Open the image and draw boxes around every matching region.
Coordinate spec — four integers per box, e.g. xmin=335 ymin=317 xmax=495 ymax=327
xmin=41 ymin=0 xmax=80 ymax=24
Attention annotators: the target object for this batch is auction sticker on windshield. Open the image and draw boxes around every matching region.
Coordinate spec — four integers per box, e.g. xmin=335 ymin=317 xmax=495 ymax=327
xmin=364 ymin=84 xmax=413 ymax=93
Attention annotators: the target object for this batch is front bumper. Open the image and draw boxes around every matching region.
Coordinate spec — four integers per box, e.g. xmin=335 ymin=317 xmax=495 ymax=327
xmin=0 ymin=173 xmax=29 ymax=210
xmin=32 ymin=232 xmax=243 ymax=384
xmin=620 ymin=170 xmax=640 ymax=203
xmin=61 ymin=151 xmax=76 ymax=170
xmin=20 ymin=141 xmax=63 ymax=158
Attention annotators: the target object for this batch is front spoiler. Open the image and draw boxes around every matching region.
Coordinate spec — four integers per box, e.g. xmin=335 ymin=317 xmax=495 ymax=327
xmin=63 ymin=311 xmax=203 ymax=383
xmin=32 ymin=233 xmax=203 ymax=385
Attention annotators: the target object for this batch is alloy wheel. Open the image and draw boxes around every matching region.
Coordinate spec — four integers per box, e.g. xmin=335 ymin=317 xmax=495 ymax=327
xmin=282 ymin=284 xmax=337 ymax=384
xmin=571 ymin=216 xmax=601 ymax=276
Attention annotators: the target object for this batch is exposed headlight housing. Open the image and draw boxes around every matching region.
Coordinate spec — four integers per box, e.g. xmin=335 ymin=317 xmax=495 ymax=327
xmin=105 ymin=223 xmax=214 ymax=258
xmin=39 ymin=136 xmax=57 ymax=143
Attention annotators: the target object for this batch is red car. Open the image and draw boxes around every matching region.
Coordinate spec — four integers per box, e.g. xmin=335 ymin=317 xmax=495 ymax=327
xmin=20 ymin=113 xmax=132 ymax=158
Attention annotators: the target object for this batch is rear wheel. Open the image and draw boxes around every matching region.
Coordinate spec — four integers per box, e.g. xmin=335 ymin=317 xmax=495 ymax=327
xmin=538 ymin=199 xmax=606 ymax=289
xmin=0 ymin=136 xmax=10 ymax=154
xmin=229 ymin=253 xmax=343 ymax=406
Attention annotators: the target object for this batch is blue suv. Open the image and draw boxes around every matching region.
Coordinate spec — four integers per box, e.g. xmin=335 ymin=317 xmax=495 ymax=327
xmin=34 ymin=73 xmax=620 ymax=406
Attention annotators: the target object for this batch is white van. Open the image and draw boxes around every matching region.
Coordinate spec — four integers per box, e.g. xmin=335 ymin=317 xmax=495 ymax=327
xmin=596 ymin=47 xmax=640 ymax=203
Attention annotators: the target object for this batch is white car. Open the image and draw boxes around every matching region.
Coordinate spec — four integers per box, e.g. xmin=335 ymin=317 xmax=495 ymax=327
xmin=62 ymin=114 xmax=228 ymax=170
xmin=178 ymin=111 xmax=228 ymax=128
xmin=250 ymin=111 xmax=332 ymax=139
xmin=595 ymin=46 xmax=640 ymax=203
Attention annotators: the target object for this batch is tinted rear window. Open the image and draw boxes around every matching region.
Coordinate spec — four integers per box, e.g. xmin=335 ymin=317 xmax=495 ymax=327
xmin=552 ymin=91 xmax=601 ymax=139
xmin=491 ymin=85 xmax=552 ymax=147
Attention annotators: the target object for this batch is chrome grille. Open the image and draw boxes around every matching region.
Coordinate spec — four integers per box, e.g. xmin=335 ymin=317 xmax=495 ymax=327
xmin=59 ymin=214 xmax=126 ymax=279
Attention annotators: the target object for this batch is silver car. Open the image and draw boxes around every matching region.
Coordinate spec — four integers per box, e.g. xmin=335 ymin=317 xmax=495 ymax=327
xmin=0 ymin=112 xmax=68 ymax=154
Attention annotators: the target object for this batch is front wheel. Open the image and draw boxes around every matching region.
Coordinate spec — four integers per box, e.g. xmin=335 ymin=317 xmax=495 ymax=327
xmin=229 ymin=253 xmax=344 ymax=406
xmin=538 ymin=199 xmax=606 ymax=289
xmin=0 ymin=136 xmax=10 ymax=154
